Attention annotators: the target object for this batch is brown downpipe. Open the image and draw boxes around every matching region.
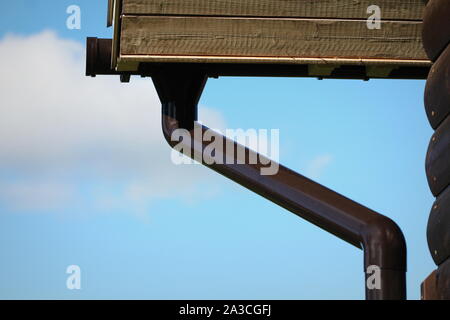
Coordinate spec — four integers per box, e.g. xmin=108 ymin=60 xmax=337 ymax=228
xmin=152 ymin=65 xmax=407 ymax=300
xmin=84 ymin=38 xmax=407 ymax=299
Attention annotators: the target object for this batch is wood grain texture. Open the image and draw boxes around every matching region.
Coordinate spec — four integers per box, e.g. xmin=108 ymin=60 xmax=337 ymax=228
xmin=120 ymin=16 xmax=427 ymax=62
xmin=422 ymin=0 xmax=450 ymax=61
xmin=422 ymin=270 xmax=439 ymax=300
xmin=437 ymin=258 xmax=450 ymax=299
xmin=425 ymin=44 xmax=450 ymax=129
xmin=426 ymin=115 xmax=450 ymax=196
xmin=422 ymin=262 xmax=450 ymax=300
xmin=427 ymin=186 xmax=450 ymax=265
xmin=122 ymin=0 xmax=426 ymax=20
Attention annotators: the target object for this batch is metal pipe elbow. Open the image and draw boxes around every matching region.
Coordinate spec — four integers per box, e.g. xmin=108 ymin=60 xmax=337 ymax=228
xmin=361 ymin=215 xmax=407 ymax=272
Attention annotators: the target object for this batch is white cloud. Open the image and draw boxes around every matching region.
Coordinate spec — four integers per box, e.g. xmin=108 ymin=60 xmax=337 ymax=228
xmin=0 ymin=31 xmax=226 ymax=216
xmin=305 ymin=154 xmax=334 ymax=180
xmin=0 ymin=181 xmax=75 ymax=212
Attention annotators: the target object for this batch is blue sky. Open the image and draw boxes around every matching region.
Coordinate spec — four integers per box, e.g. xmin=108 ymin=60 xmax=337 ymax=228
xmin=0 ymin=1 xmax=436 ymax=299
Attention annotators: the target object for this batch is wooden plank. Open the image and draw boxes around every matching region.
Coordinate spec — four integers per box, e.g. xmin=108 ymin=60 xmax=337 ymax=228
xmin=427 ymin=186 xmax=450 ymax=265
xmin=120 ymin=16 xmax=428 ymax=63
xmin=425 ymin=44 xmax=450 ymax=129
xmin=107 ymin=0 xmax=114 ymax=27
xmin=437 ymin=258 xmax=450 ymax=300
xmin=422 ymin=261 xmax=450 ymax=300
xmin=426 ymin=115 xmax=450 ymax=196
xmin=122 ymin=0 xmax=426 ymax=20
xmin=421 ymin=270 xmax=439 ymax=300
xmin=112 ymin=0 xmax=122 ymax=69
xmin=422 ymin=0 xmax=450 ymax=61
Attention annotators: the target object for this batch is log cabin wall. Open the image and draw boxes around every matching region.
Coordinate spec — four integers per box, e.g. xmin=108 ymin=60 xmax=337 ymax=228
xmin=421 ymin=0 xmax=450 ymax=300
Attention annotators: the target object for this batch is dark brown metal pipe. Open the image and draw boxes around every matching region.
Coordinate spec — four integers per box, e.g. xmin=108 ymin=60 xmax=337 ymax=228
xmin=84 ymin=39 xmax=407 ymax=299
xmin=152 ymin=66 xmax=407 ymax=300
xmin=86 ymin=37 xmax=121 ymax=77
